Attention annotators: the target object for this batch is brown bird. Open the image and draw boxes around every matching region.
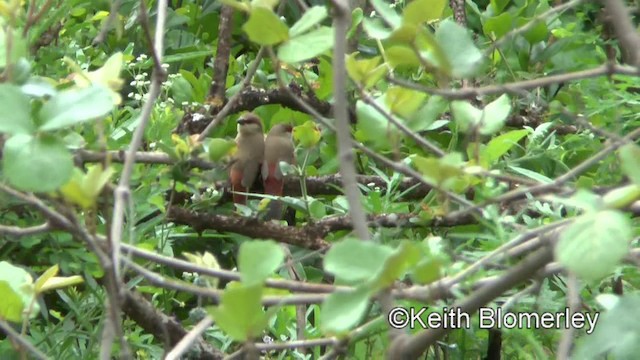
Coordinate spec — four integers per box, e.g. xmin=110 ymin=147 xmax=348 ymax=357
xmin=262 ymin=123 xmax=295 ymax=220
xmin=229 ymin=113 xmax=265 ymax=205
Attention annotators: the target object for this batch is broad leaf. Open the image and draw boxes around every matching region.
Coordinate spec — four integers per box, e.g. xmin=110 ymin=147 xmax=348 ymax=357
xmin=243 ymin=7 xmax=289 ymax=45
xmin=278 ymin=26 xmax=334 ymax=63
xmin=3 ymin=134 xmax=74 ymax=192
xmin=324 ymin=238 xmax=394 ymax=285
xmin=619 ymin=143 xmax=640 ymax=185
xmin=38 ymin=85 xmax=114 ymax=131
xmin=555 ymin=210 xmax=632 ymax=281
xmin=290 ymin=6 xmax=328 ymax=37
xmin=238 ymin=240 xmax=285 ymax=286
xmin=320 ymin=286 xmax=371 ymax=334
xmin=0 ymin=84 xmax=34 ymax=135
xmin=207 ymin=284 xmax=268 ymax=341
xmin=435 ymin=20 xmax=483 ymax=78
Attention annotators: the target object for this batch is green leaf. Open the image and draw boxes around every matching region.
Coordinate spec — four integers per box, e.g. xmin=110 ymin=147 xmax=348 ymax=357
xmin=345 ymin=53 xmax=388 ymax=89
xmin=451 ymin=100 xmax=483 ymax=132
xmin=38 ymin=85 xmax=114 ymax=131
xmin=508 ymin=165 xmax=553 ymax=183
xmin=0 ymin=84 xmax=34 ymax=135
xmin=602 ymin=184 xmax=640 ymax=209
xmin=481 ymin=129 xmax=528 ymax=166
xmin=372 ymin=241 xmax=421 ymax=290
xmin=324 ymin=238 xmax=394 ymax=285
xmin=384 ymin=86 xmax=427 ymax=119
xmin=0 ymin=27 xmax=28 ymax=69
xmin=0 ymin=281 xmax=25 ymax=323
xmin=170 ymin=76 xmax=194 ymax=106
xmin=0 ymin=261 xmax=39 ymax=323
xmin=408 ymin=95 xmax=448 ymax=132
xmin=619 ymin=143 xmax=640 ymax=185
xmin=412 ymin=153 xmax=465 ymax=186
xmin=573 ymin=294 xmax=640 ymax=359
xmin=207 ymin=284 xmax=268 ymax=341
xmin=289 ymin=6 xmax=328 ymax=37
xmin=452 ymin=95 xmax=511 ymax=135
xmin=320 ymin=286 xmax=371 ymax=334
xmin=277 ymin=26 xmax=334 ymax=63
xmin=555 ymin=210 xmax=632 ymax=281
xmin=59 ymin=165 xmax=115 ymax=209
xmin=3 ymin=134 xmax=74 ymax=192
xmin=435 ymin=20 xmax=483 ymax=78
xmin=293 ymin=121 xmax=321 ymax=148
xmin=403 ymin=0 xmax=446 ymax=25
xmin=362 ymin=18 xmax=393 ymax=40
xmin=238 ymin=240 xmax=285 ymax=286
xmin=242 ymin=7 xmax=290 ymax=46
xmin=480 ymin=94 xmax=511 ymax=135
xmin=206 ymin=138 xmax=236 ymax=162
xmin=370 ymin=0 xmax=401 ymax=29
xmin=355 ymin=99 xmax=398 ymax=150
xmin=386 ymin=45 xmax=422 ymax=68
xmin=483 ymin=12 xmax=514 ymax=39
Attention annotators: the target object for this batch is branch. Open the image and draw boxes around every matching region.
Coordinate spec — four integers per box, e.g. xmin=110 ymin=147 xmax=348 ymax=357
xmin=208 ymin=5 xmax=234 ymax=102
xmin=122 ymin=289 xmax=224 ymax=359
xmin=600 ymin=0 xmax=640 ymax=66
xmin=166 ymin=206 xmax=329 ymax=250
xmin=393 ymin=246 xmax=554 ymax=359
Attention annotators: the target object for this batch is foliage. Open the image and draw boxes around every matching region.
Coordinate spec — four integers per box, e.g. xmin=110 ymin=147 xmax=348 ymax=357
xmin=1 ymin=0 xmax=640 ymax=359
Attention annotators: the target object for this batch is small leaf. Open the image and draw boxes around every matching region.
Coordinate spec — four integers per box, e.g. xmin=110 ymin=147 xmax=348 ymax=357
xmin=277 ymin=26 xmax=334 ymax=63
xmin=0 ymin=84 xmax=34 ymax=135
xmin=238 ymin=240 xmax=285 ymax=286
xmin=72 ymin=52 xmax=124 ymax=105
xmin=355 ymin=99 xmax=398 ymax=150
xmin=451 ymin=101 xmax=483 ymax=132
xmin=207 ymin=284 xmax=268 ymax=341
xmin=403 ymin=0 xmax=446 ymax=25
xmin=369 ymin=0 xmax=401 ymax=29
xmin=555 ymin=210 xmax=632 ymax=281
xmin=324 ymin=238 xmax=394 ymax=285
xmin=385 ymin=86 xmax=427 ymax=119
xmin=480 ymin=94 xmax=511 ymax=135
xmin=206 ymin=138 xmax=236 ymax=162
xmin=38 ymin=276 xmax=84 ymax=293
xmin=34 ymin=264 xmax=60 ymax=292
xmin=619 ymin=143 xmax=640 ymax=185
xmin=293 ymin=121 xmax=321 ymax=148
xmin=3 ymin=134 xmax=74 ymax=192
xmin=408 ymin=95 xmax=448 ymax=132
xmin=242 ymin=7 xmax=289 ymax=46
xmin=435 ymin=20 xmax=483 ymax=78
xmin=38 ymin=85 xmax=114 ymax=131
xmin=289 ymin=6 xmax=328 ymax=37
xmin=372 ymin=241 xmax=421 ymax=290
xmin=481 ymin=129 xmax=528 ymax=166
xmin=0 ymin=261 xmax=39 ymax=323
xmin=320 ymin=286 xmax=371 ymax=334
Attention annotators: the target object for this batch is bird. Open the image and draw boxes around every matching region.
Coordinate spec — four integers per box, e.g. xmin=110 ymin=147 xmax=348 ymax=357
xmin=261 ymin=123 xmax=295 ymax=220
xmin=229 ymin=113 xmax=265 ymax=205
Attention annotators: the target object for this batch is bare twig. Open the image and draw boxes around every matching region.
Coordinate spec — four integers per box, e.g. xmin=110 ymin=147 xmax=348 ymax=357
xmin=332 ymin=0 xmax=369 ymax=241
xmin=93 ymin=0 xmax=123 ymax=44
xmin=600 ymin=0 xmax=640 ymax=66
xmin=165 ymin=316 xmax=215 ymax=360
xmin=0 ymin=223 xmax=51 ymax=237
xmin=208 ymin=5 xmax=234 ymax=101
xmin=0 ymin=319 xmax=49 ymax=360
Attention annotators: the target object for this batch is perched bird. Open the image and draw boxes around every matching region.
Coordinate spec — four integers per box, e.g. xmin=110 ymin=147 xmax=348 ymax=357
xmin=229 ymin=113 xmax=265 ymax=205
xmin=262 ymin=123 xmax=295 ymax=220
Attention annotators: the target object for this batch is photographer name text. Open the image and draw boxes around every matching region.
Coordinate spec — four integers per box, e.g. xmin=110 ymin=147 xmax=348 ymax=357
xmin=388 ymin=307 xmax=599 ymax=334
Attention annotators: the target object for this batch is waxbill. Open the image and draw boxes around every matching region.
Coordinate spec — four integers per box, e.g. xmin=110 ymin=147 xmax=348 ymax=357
xmin=262 ymin=123 xmax=295 ymax=220
xmin=229 ymin=113 xmax=265 ymax=205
